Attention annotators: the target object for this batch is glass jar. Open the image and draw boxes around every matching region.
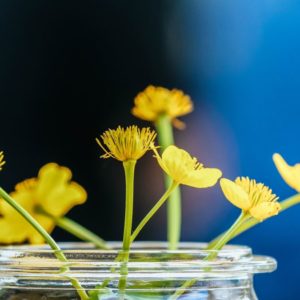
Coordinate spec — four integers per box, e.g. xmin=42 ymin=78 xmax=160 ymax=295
xmin=0 ymin=242 xmax=276 ymax=300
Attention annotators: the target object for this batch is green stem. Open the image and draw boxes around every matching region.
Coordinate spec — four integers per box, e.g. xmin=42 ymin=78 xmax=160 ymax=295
xmin=0 ymin=187 xmax=66 ymax=261
xmin=173 ymin=195 xmax=300 ymax=300
xmin=117 ymin=250 xmax=130 ymax=293
xmin=206 ymin=211 xmax=248 ymax=251
xmin=108 ymin=179 xmax=190 ymax=294
xmin=36 ymin=206 xmax=110 ymax=250
xmin=55 ymin=216 xmax=110 ymax=250
xmin=131 ymin=181 xmax=179 ymax=243
xmin=156 ymin=114 xmax=181 ymax=250
xmin=0 ymin=187 xmax=89 ymax=300
xmin=232 ymin=193 xmax=300 ymax=238
xmin=207 ymin=218 xmax=248 ymax=249
xmin=209 ymin=193 xmax=300 ymax=246
xmin=170 ymin=211 xmax=249 ymax=300
xmin=122 ymin=160 xmax=136 ymax=251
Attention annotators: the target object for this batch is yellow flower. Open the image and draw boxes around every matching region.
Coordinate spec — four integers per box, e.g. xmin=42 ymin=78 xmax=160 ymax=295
xmin=132 ymin=85 xmax=193 ymax=129
xmin=96 ymin=125 xmax=157 ymax=162
xmin=152 ymin=145 xmax=222 ymax=188
xmin=0 ymin=163 xmax=87 ymax=244
xmin=0 ymin=151 xmax=5 ymax=171
xmin=273 ymin=153 xmax=300 ymax=192
xmin=220 ymin=177 xmax=281 ymax=221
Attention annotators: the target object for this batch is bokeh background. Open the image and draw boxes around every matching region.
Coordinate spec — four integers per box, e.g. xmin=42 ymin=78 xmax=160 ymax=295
xmin=1 ymin=1 xmax=300 ymax=299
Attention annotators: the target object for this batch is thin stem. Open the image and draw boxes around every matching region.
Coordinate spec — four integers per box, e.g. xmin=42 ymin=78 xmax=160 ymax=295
xmin=0 ymin=187 xmax=89 ymax=300
xmin=122 ymin=160 xmax=136 ymax=251
xmin=206 ymin=211 xmax=248 ymax=251
xmin=0 ymin=187 xmax=66 ymax=262
xmin=36 ymin=207 xmax=110 ymax=250
xmin=169 ymin=279 xmax=197 ymax=300
xmin=170 ymin=211 xmax=249 ymax=300
xmin=232 ymin=193 xmax=300 ymax=238
xmin=101 ymin=181 xmax=179 ymax=294
xmin=131 ymin=181 xmax=179 ymax=243
xmin=209 ymin=193 xmax=300 ymax=246
xmin=173 ymin=195 xmax=300 ymax=300
xmin=156 ymin=114 xmax=181 ymax=250
xmin=55 ymin=216 xmax=110 ymax=250
xmin=207 ymin=218 xmax=249 ymax=249
xmin=117 ymin=250 xmax=130 ymax=293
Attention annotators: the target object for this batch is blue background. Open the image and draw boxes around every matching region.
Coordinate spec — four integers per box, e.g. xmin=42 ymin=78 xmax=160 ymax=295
xmin=165 ymin=1 xmax=300 ymax=299
xmin=1 ymin=1 xmax=300 ymax=299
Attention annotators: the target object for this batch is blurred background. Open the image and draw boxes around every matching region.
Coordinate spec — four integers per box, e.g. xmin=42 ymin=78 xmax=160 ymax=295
xmin=1 ymin=0 xmax=300 ymax=299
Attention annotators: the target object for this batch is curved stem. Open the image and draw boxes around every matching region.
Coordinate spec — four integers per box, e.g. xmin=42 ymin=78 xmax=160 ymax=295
xmin=100 ymin=181 xmax=179 ymax=295
xmin=122 ymin=160 xmax=136 ymax=251
xmin=0 ymin=187 xmax=89 ymax=300
xmin=55 ymin=216 xmax=110 ymax=250
xmin=171 ymin=211 xmax=249 ymax=300
xmin=131 ymin=181 xmax=179 ymax=243
xmin=0 ymin=187 xmax=66 ymax=261
xmin=206 ymin=211 xmax=248 ymax=251
xmin=209 ymin=193 xmax=300 ymax=246
xmin=234 ymin=193 xmax=300 ymax=237
xmin=36 ymin=206 xmax=110 ymax=250
xmin=156 ymin=115 xmax=181 ymax=250
xmin=207 ymin=217 xmax=250 ymax=249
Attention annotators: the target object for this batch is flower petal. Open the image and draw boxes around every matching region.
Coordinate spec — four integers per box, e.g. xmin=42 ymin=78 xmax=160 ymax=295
xmin=161 ymin=145 xmax=192 ymax=182
xmin=161 ymin=145 xmax=185 ymax=162
xmin=220 ymin=178 xmax=251 ymax=210
xmin=0 ymin=218 xmax=30 ymax=244
xmin=151 ymin=144 xmax=172 ymax=176
xmin=250 ymin=202 xmax=281 ymax=221
xmin=4 ymin=187 xmax=36 ymax=217
xmin=36 ymin=163 xmax=72 ymax=199
xmin=35 ymin=163 xmax=87 ymax=217
xmin=273 ymin=153 xmax=300 ymax=192
xmin=180 ymin=168 xmax=222 ymax=188
xmin=43 ymin=182 xmax=87 ymax=217
xmin=132 ymin=85 xmax=193 ymax=123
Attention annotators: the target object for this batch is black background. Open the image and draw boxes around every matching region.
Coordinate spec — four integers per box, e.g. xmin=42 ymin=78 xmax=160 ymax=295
xmin=0 ymin=0 xmax=191 ymax=242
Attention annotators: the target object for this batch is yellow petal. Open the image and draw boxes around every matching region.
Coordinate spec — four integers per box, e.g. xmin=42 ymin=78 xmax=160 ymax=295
xmin=0 ymin=218 xmax=30 ymax=244
xmin=36 ymin=163 xmax=72 ymax=199
xmin=43 ymin=182 xmax=87 ymax=217
xmin=151 ymin=144 xmax=171 ymax=176
xmin=180 ymin=168 xmax=222 ymax=188
xmin=132 ymin=86 xmax=193 ymax=123
xmin=161 ymin=145 xmax=193 ymax=182
xmin=250 ymin=202 xmax=281 ymax=221
xmin=162 ymin=145 xmax=191 ymax=164
xmin=35 ymin=163 xmax=87 ymax=217
xmin=220 ymin=178 xmax=251 ymax=210
xmin=4 ymin=188 xmax=36 ymax=217
xmin=273 ymin=153 xmax=300 ymax=192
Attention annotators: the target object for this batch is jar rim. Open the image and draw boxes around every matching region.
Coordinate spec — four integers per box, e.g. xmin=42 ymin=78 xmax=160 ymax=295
xmin=0 ymin=241 xmax=252 ymax=253
xmin=0 ymin=241 xmax=276 ymax=275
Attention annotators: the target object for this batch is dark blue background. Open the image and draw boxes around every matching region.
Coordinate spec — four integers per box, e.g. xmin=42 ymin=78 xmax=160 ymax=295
xmin=166 ymin=2 xmax=300 ymax=299
xmin=0 ymin=1 xmax=299 ymax=299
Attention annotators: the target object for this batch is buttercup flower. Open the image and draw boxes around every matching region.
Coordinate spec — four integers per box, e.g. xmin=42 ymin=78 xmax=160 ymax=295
xmin=273 ymin=153 xmax=300 ymax=192
xmin=0 ymin=163 xmax=87 ymax=244
xmin=0 ymin=151 xmax=5 ymax=170
xmin=132 ymin=85 xmax=193 ymax=129
xmin=152 ymin=145 xmax=222 ymax=188
xmin=220 ymin=177 xmax=281 ymax=221
xmin=96 ymin=125 xmax=156 ymax=162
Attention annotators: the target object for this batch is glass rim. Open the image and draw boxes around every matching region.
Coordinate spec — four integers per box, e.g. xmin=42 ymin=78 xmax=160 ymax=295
xmin=0 ymin=241 xmax=252 ymax=253
xmin=0 ymin=242 xmax=277 ymax=275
